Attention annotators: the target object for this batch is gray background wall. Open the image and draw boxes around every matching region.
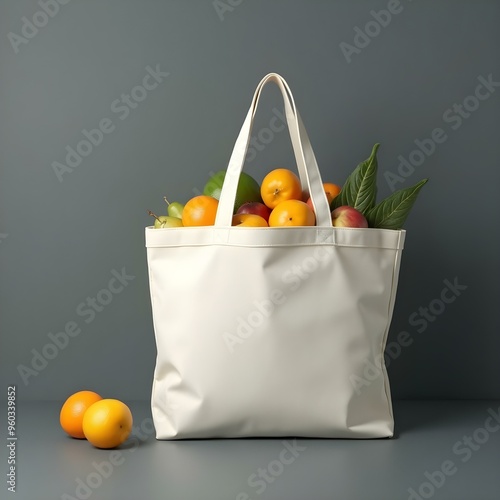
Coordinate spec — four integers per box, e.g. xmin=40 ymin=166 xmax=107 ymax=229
xmin=1 ymin=0 xmax=498 ymax=401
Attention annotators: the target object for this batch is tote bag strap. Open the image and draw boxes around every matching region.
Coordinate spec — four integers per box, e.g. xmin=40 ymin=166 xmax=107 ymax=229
xmin=215 ymin=73 xmax=332 ymax=228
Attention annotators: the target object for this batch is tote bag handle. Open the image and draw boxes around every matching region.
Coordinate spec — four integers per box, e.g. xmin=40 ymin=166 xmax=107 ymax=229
xmin=214 ymin=73 xmax=333 ymax=228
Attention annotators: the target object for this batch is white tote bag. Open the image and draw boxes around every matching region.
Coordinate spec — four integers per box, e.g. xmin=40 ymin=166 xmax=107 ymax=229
xmin=146 ymin=73 xmax=405 ymax=439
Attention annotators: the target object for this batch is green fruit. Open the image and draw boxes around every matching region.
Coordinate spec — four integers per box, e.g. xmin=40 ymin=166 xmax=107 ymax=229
xmin=168 ymin=202 xmax=184 ymax=218
xmin=164 ymin=198 xmax=184 ymax=218
xmin=148 ymin=211 xmax=183 ymax=228
xmin=154 ymin=216 xmax=183 ymax=228
xmin=203 ymin=171 xmax=261 ymax=212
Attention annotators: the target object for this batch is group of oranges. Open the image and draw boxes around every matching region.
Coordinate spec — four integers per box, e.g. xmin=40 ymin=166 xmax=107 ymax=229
xmin=59 ymin=391 xmax=133 ymax=449
xmin=181 ymin=168 xmax=340 ymax=227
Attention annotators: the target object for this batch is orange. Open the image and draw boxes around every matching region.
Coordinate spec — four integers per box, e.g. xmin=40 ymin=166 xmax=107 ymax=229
xmin=260 ymin=169 xmax=302 ymax=209
xmin=232 ymin=214 xmax=268 ymax=227
xmin=306 ymin=183 xmax=342 ymax=211
xmin=269 ymin=200 xmax=316 ymax=227
xmin=182 ymin=195 xmax=219 ymax=226
xmin=60 ymin=390 xmax=103 ymax=439
xmin=323 ymin=183 xmax=341 ymax=204
xmin=82 ymin=399 xmax=133 ymax=449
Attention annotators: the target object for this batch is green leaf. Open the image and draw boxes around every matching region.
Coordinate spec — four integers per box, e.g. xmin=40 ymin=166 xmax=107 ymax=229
xmin=366 ymin=178 xmax=428 ymax=230
xmin=332 ymin=143 xmax=379 ymax=214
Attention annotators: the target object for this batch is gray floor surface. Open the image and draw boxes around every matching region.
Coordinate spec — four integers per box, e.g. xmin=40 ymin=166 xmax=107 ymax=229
xmin=1 ymin=400 xmax=499 ymax=500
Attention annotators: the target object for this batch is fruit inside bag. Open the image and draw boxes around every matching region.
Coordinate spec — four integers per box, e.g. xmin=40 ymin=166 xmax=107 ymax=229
xmin=147 ymin=143 xmax=427 ymax=230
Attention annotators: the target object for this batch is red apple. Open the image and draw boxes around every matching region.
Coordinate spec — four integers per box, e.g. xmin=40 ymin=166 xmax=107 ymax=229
xmin=331 ymin=206 xmax=368 ymax=228
xmin=236 ymin=202 xmax=271 ymax=222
